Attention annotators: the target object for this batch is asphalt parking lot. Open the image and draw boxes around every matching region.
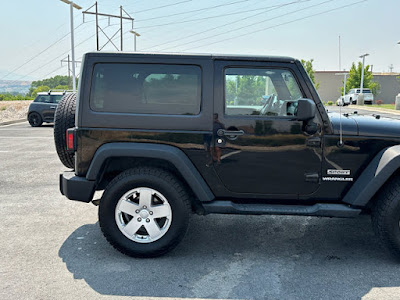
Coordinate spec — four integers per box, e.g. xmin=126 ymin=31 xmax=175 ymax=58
xmin=326 ymin=105 xmax=400 ymax=120
xmin=1 ymin=121 xmax=400 ymax=300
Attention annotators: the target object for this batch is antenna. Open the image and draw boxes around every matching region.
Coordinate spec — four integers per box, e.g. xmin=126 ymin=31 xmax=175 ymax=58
xmin=335 ymin=72 xmax=348 ymax=147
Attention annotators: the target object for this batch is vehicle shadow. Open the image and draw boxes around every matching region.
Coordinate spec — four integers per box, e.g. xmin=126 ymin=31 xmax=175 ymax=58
xmin=59 ymin=214 xmax=400 ymax=299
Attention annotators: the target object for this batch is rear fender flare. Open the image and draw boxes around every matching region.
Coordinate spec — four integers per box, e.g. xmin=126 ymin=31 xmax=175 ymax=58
xmin=86 ymin=142 xmax=214 ymax=203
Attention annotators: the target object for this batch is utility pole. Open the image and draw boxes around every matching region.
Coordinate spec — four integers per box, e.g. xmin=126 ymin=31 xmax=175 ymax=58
xmin=389 ymin=64 xmax=394 ymax=73
xmin=83 ymin=2 xmax=134 ymax=51
xmin=60 ymin=0 xmax=82 ymax=93
xmin=61 ymin=55 xmax=82 ymax=90
xmin=358 ymin=53 xmax=369 ymax=105
xmin=338 ymin=35 xmax=341 ymax=71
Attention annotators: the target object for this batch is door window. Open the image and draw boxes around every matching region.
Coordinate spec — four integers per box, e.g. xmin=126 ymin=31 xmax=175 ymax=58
xmin=51 ymin=95 xmax=63 ymax=103
xmin=225 ymin=68 xmax=303 ymax=117
xmin=34 ymin=95 xmax=51 ymax=103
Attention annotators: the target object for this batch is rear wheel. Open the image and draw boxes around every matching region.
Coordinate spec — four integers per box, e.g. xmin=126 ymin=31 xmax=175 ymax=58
xmin=54 ymin=93 xmax=76 ymax=169
xmin=28 ymin=112 xmax=43 ymax=127
xmin=99 ymin=167 xmax=191 ymax=257
xmin=372 ymin=176 xmax=400 ymax=260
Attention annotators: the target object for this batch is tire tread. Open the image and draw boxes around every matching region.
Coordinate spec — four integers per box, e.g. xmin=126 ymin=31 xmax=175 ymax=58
xmin=99 ymin=167 xmax=191 ymax=258
xmin=54 ymin=93 xmax=76 ymax=169
xmin=372 ymin=176 xmax=400 ymax=259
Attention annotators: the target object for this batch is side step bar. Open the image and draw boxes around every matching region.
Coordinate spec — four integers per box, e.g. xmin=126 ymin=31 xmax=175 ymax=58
xmin=202 ymin=201 xmax=361 ymax=218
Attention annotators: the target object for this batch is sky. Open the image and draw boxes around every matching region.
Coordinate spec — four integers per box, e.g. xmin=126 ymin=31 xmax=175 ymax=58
xmin=0 ymin=0 xmax=399 ymax=82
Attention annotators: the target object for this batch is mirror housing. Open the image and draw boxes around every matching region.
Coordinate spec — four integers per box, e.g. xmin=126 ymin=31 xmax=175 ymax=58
xmin=296 ymin=98 xmax=316 ymax=121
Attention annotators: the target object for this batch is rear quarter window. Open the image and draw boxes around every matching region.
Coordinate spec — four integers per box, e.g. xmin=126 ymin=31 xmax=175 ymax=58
xmin=90 ymin=63 xmax=202 ymax=115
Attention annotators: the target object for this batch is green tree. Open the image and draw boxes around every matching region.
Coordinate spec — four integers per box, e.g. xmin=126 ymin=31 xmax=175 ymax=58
xmin=55 ymin=85 xmax=70 ymax=90
xmin=225 ymin=75 xmax=266 ymax=105
xmin=344 ymin=62 xmax=380 ymax=96
xmin=32 ymin=85 xmax=51 ymax=97
xmin=301 ymin=59 xmax=320 ymax=90
xmin=28 ymin=75 xmax=73 ymax=96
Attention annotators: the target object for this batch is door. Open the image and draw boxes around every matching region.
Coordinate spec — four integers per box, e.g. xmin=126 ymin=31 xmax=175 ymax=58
xmin=34 ymin=95 xmax=53 ymax=121
xmin=212 ymin=60 xmax=322 ymax=197
xmin=49 ymin=95 xmax=63 ymax=120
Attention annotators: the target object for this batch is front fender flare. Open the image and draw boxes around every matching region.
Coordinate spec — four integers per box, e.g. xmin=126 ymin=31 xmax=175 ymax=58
xmin=343 ymin=145 xmax=400 ymax=207
xmin=86 ymin=142 xmax=215 ymax=203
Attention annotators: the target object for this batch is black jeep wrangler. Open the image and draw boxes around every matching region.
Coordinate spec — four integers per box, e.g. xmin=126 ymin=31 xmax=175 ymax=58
xmin=55 ymin=52 xmax=400 ymax=259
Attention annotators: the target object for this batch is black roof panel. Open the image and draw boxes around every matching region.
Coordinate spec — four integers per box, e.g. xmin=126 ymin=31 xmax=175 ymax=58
xmin=84 ymin=51 xmax=297 ymax=63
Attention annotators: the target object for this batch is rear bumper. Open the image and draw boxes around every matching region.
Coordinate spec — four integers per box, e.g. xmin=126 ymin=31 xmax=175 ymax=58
xmin=60 ymin=171 xmax=96 ymax=203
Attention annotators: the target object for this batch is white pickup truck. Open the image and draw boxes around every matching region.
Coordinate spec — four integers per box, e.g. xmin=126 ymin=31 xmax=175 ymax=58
xmin=344 ymin=88 xmax=374 ymax=105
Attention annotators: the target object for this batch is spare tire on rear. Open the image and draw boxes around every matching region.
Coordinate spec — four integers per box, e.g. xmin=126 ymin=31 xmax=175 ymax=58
xmin=54 ymin=93 xmax=76 ymax=169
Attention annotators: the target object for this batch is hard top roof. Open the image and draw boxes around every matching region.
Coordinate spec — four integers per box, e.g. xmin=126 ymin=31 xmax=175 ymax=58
xmin=84 ymin=51 xmax=297 ymax=63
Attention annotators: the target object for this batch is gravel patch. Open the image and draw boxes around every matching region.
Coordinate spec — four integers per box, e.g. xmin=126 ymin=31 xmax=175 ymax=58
xmin=0 ymin=101 xmax=32 ymax=123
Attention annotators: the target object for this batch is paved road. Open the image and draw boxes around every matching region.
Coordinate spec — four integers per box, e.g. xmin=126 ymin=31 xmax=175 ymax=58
xmin=1 ymin=122 xmax=400 ymax=300
xmin=326 ymin=105 xmax=400 ymax=120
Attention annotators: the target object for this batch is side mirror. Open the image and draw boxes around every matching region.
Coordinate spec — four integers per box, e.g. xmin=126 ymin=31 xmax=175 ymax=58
xmin=296 ymin=98 xmax=316 ymax=121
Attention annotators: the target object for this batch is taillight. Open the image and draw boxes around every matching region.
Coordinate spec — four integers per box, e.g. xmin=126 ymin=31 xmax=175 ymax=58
xmin=66 ymin=129 xmax=75 ymax=152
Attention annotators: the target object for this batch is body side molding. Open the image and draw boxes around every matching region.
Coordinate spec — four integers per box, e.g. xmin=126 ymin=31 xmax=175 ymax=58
xmin=86 ymin=142 xmax=215 ymax=202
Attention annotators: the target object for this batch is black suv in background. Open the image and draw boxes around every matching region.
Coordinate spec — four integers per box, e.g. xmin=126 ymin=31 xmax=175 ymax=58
xmin=55 ymin=52 xmax=400 ymax=259
xmin=28 ymin=90 xmax=71 ymax=127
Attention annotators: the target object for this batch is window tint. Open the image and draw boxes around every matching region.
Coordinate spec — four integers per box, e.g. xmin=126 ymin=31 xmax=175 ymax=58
xmin=356 ymin=89 xmax=371 ymax=93
xmin=51 ymin=95 xmax=63 ymax=103
xmin=90 ymin=63 xmax=201 ymax=115
xmin=34 ymin=95 xmax=51 ymax=103
xmin=225 ymin=68 xmax=303 ymax=116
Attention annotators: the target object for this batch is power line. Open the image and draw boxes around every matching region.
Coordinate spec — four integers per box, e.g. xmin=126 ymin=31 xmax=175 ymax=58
xmin=6 ymin=29 xmax=96 ymax=83
xmin=165 ymin=0 xmax=332 ymax=51
xmin=148 ymin=0 xmax=310 ymax=51
xmin=130 ymin=0 xmax=192 ymax=14
xmin=1 ymin=22 xmax=88 ymax=81
xmin=41 ymin=65 xmax=66 ymax=80
xmin=0 ymin=32 xmax=69 ymax=80
xmin=181 ymin=0 xmax=368 ymax=51
xmin=135 ymin=0 xmax=251 ymax=22
xmin=135 ymin=1 xmax=309 ymax=30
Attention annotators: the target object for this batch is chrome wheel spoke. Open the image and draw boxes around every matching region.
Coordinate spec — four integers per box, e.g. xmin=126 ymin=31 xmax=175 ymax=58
xmin=138 ymin=188 xmax=153 ymax=208
xmin=124 ymin=219 xmax=142 ymax=236
xmin=115 ymin=187 xmax=172 ymax=244
xmin=144 ymin=221 xmax=162 ymax=239
xmin=118 ymin=199 xmax=138 ymax=216
xmin=151 ymin=204 xmax=171 ymax=219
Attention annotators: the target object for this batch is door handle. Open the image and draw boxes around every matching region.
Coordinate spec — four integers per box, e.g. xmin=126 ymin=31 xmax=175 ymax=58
xmin=217 ymin=129 xmax=244 ymax=137
xmin=50 ymin=106 xmax=57 ymax=109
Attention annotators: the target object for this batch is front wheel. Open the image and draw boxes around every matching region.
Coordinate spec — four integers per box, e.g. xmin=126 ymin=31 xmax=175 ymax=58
xmin=99 ymin=167 xmax=191 ymax=257
xmin=372 ymin=176 xmax=400 ymax=260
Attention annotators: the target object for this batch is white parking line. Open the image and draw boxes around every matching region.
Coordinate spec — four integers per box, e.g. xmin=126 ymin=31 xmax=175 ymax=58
xmin=0 ymin=137 xmax=53 ymax=139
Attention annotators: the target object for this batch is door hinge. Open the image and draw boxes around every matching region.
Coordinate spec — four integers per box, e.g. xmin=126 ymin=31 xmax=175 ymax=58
xmin=305 ymin=173 xmax=320 ymax=183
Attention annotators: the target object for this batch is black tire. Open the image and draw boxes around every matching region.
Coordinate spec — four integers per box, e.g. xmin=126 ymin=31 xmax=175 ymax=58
xmin=54 ymin=93 xmax=76 ymax=169
xmin=372 ymin=176 xmax=400 ymax=260
xmin=99 ymin=167 xmax=191 ymax=258
xmin=28 ymin=112 xmax=43 ymax=127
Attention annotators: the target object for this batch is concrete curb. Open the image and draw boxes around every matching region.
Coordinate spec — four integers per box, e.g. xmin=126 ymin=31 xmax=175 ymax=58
xmin=351 ymin=105 xmax=400 ymax=115
xmin=0 ymin=118 xmax=27 ymax=126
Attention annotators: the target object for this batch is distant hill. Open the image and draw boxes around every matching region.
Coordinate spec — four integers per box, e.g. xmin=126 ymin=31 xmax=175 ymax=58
xmin=0 ymin=80 xmax=32 ymax=94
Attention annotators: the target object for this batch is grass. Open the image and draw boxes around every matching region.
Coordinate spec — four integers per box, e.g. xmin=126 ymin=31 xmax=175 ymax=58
xmin=0 ymin=106 xmax=6 ymax=111
xmin=369 ymin=104 xmax=395 ymax=110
